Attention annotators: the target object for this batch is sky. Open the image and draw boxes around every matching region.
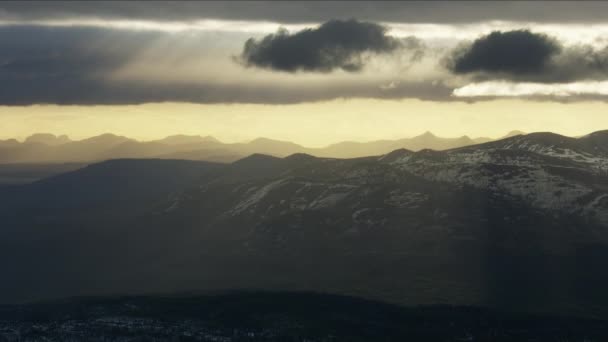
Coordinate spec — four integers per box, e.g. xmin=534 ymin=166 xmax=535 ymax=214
xmin=1 ymin=1 xmax=608 ymax=146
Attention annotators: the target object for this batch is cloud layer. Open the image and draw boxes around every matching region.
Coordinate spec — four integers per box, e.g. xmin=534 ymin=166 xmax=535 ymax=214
xmin=1 ymin=16 xmax=608 ymax=105
xmin=3 ymin=1 xmax=608 ymax=24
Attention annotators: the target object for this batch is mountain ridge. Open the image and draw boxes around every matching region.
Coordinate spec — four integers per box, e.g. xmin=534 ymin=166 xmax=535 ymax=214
xmin=0 ymin=130 xmax=533 ymax=164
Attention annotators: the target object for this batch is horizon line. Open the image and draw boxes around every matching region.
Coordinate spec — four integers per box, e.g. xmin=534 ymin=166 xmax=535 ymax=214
xmin=1 ymin=129 xmax=537 ymax=148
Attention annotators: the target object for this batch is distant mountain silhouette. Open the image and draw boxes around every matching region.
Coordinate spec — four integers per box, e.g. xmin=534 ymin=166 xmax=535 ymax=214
xmin=77 ymin=133 xmax=132 ymax=147
xmin=308 ymin=131 xmax=515 ymax=158
xmin=0 ymin=130 xmax=535 ymax=164
xmin=24 ymin=133 xmax=71 ymax=146
xmin=401 ymin=131 xmax=475 ymax=151
xmin=245 ymin=137 xmax=306 ymax=156
xmin=153 ymin=134 xmax=220 ymax=145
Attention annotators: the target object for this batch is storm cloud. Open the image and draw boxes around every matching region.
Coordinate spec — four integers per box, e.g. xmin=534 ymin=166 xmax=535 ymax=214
xmin=238 ymin=19 xmax=401 ymax=72
xmin=448 ymin=30 xmax=561 ymax=75
xmin=444 ymin=29 xmax=608 ymax=84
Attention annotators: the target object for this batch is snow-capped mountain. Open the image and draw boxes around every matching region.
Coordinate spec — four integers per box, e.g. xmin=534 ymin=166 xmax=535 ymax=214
xmin=381 ymin=131 xmax=608 ymax=222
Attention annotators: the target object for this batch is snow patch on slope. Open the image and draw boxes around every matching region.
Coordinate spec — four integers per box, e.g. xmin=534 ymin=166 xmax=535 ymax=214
xmin=229 ymin=179 xmax=288 ymax=215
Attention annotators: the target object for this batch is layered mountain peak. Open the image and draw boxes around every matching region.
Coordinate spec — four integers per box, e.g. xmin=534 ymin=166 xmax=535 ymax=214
xmin=456 ymin=135 xmax=473 ymax=143
xmin=24 ymin=133 xmax=71 ymax=146
xmin=416 ymin=131 xmax=436 ymax=139
xmin=1 ymin=130 xmax=607 ymax=164
xmin=520 ymin=131 xmax=568 ymax=141
xmin=80 ymin=133 xmax=132 ymax=144
xmin=245 ymin=137 xmax=305 ymax=156
xmin=284 ymin=153 xmax=318 ymax=163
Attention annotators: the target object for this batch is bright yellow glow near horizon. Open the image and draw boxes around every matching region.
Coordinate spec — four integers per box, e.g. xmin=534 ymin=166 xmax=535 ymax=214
xmin=1 ymin=99 xmax=607 ymax=148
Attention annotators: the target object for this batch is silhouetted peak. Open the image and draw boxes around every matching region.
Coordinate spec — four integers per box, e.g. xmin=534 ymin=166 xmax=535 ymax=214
xmin=417 ymin=148 xmax=443 ymax=154
xmin=379 ymin=148 xmax=414 ymax=162
xmin=417 ymin=131 xmax=436 ymax=139
xmin=386 ymin=148 xmax=413 ymax=156
xmin=228 ymin=154 xmax=286 ymax=179
xmin=523 ymin=132 xmax=567 ymax=141
xmin=25 ymin=133 xmax=71 ymax=146
xmin=250 ymin=137 xmax=276 ymax=143
xmin=85 ymin=133 xmax=122 ymax=139
xmin=81 ymin=133 xmax=132 ymax=144
xmin=284 ymin=153 xmax=317 ymax=163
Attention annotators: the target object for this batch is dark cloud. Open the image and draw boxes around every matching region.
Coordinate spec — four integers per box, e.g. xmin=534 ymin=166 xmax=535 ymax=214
xmin=446 ymin=30 xmax=608 ymax=83
xmin=2 ymin=1 xmax=608 ymax=24
xmin=238 ymin=19 xmax=400 ymax=73
xmin=447 ymin=30 xmax=561 ymax=75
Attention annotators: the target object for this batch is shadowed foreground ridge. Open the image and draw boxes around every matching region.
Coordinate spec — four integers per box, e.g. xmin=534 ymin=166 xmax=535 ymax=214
xmin=1 ymin=130 xmax=608 ymax=320
xmin=1 ymin=292 xmax=608 ymax=341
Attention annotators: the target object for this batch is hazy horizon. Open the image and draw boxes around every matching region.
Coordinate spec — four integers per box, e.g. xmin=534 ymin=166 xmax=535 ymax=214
xmin=2 ymin=125 xmax=531 ymax=147
xmin=1 ymin=99 xmax=606 ymax=147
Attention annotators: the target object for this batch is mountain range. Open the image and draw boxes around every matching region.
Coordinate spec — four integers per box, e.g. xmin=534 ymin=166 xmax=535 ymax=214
xmin=0 ymin=131 xmax=524 ymax=164
xmin=1 ymin=130 xmax=607 ymax=320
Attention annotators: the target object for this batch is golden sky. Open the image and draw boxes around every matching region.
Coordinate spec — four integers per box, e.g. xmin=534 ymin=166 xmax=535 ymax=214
xmin=2 ymin=99 xmax=606 ymax=147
